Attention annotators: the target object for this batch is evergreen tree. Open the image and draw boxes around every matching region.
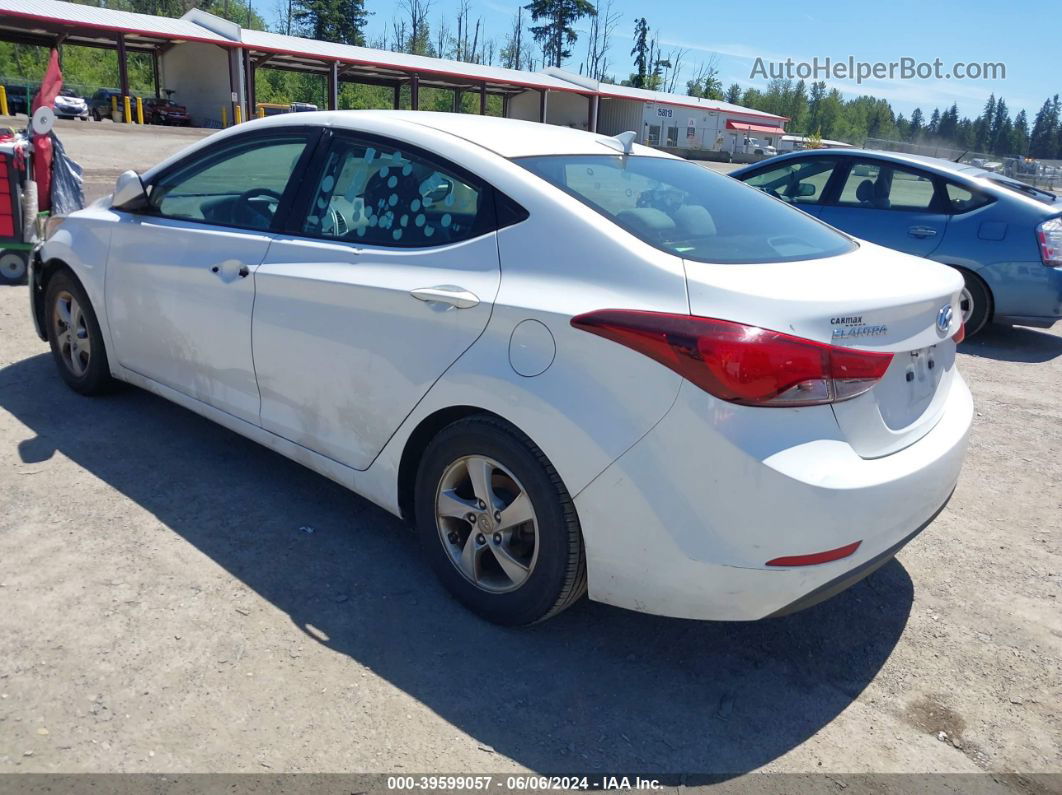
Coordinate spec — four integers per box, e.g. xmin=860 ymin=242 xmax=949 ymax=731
xmin=1029 ymin=96 xmax=1060 ymax=158
xmin=629 ymin=17 xmax=649 ymax=88
xmin=1010 ymin=109 xmax=1030 ymax=155
xmin=909 ymin=107 xmax=924 ymax=140
xmin=724 ymin=82 xmax=742 ymax=104
xmin=291 ymin=0 xmax=368 ymax=45
xmin=524 ymin=0 xmax=596 ymax=69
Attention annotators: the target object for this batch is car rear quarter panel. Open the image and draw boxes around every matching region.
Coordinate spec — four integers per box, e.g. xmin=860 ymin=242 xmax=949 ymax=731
xmin=355 ymin=163 xmax=691 ymax=517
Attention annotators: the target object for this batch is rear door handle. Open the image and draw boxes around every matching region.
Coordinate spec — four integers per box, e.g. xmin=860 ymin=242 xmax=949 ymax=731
xmin=410 ymin=285 xmax=480 ymax=309
xmin=908 ymin=226 xmax=938 ymax=238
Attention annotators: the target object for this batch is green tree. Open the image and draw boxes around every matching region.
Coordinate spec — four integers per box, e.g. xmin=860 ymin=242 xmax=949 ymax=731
xmin=723 ymin=82 xmax=741 ymax=104
xmin=629 ymin=17 xmax=649 ymax=88
xmin=1029 ymin=95 xmax=1060 ymax=158
xmin=524 ymin=0 xmax=596 ymax=69
xmin=292 ymin=0 xmax=368 ymax=45
xmin=1010 ymin=109 xmax=1030 ymax=155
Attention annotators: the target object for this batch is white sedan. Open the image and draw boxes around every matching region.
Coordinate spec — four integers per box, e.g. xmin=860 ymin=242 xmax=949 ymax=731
xmin=29 ymin=112 xmax=973 ymax=625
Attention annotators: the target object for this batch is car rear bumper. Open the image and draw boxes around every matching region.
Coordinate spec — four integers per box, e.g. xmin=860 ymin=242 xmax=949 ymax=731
xmin=574 ymin=372 xmax=973 ymax=621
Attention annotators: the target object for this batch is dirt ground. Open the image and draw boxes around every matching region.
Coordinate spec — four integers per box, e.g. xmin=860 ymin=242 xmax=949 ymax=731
xmin=0 ymin=122 xmax=1059 ymax=784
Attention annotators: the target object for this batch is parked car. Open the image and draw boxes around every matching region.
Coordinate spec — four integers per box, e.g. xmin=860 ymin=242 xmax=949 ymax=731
xmin=29 ymin=113 xmax=972 ymax=625
xmin=732 ymin=149 xmax=1062 ymax=335
xmin=144 ymin=95 xmax=191 ymax=126
xmin=89 ymin=88 xmax=138 ymax=121
xmin=51 ymin=87 xmax=89 ymax=120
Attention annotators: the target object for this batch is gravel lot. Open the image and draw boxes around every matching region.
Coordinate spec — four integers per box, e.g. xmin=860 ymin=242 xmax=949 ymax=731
xmin=0 ymin=122 xmax=1059 ymax=784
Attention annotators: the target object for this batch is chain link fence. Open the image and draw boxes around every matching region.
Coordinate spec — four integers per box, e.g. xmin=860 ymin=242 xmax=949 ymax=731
xmin=865 ymin=137 xmax=1062 ymax=191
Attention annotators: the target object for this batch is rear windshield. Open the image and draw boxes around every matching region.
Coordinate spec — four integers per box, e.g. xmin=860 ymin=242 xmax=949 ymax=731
xmin=985 ymin=175 xmax=1057 ymax=205
xmin=514 ymin=154 xmax=856 ymax=264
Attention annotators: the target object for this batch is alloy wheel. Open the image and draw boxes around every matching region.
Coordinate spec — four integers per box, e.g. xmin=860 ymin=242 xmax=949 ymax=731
xmin=959 ymin=286 xmax=974 ymax=326
xmin=52 ymin=290 xmax=92 ymax=377
xmin=435 ymin=455 xmax=539 ymax=593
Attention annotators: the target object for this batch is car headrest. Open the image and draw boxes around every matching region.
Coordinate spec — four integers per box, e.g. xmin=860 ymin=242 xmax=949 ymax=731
xmin=856 ymin=179 xmax=876 ymax=204
xmin=616 ymin=208 xmax=676 ymax=238
xmin=673 ymin=204 xmax=716 ymax=237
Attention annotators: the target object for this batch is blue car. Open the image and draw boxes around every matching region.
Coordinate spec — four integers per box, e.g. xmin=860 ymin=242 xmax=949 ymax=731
xmin=732 ymin=150 xmax=1062 ymax=335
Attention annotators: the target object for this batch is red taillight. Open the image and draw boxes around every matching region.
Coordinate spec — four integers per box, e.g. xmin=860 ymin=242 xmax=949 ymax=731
xmin=765 ymin=541 xmax=862 ymax=567
xmin=1037 ymin=217 xmax=1062 ymax=267
xmin=571 ymin=310 xmax=893 ymax=407
xmin=952 ymin=323 xmax=965 ymax=344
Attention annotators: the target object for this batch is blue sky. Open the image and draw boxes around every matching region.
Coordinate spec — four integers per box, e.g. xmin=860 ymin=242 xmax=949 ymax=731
xmin=266 ymin=0 xmax=1058 ymax=119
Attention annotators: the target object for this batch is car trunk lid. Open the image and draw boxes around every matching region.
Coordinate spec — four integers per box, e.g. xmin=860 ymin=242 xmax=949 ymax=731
xmin=683 ymin=241 xmax=965 ymax=458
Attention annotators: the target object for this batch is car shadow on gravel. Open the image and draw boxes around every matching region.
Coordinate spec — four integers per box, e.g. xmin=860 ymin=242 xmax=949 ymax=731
xmin=1 ymin=352 xmax=915 ymax=777
xmin=959 ymin=324 xmax=1062 ymax=363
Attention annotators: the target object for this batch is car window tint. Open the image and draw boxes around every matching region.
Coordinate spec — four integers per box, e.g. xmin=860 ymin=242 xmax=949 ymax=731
xmin=837 ymin=161 xmax=937 ymax=211
xmin=151 ymin=136 xmax=307 ymax=230
xmin=944 ymin=182 xmax=992 ymax=213
xmin=302 ymin=138 xmax=485 ymax=246
xmin=744 ymin=158 xmax=837 ymax=205
xmin=516 ymin=154 xmax=856 ymax=264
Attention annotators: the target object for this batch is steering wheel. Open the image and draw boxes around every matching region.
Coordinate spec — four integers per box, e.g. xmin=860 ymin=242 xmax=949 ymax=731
xmin=234 ymin=187 xmax=283 ymax=228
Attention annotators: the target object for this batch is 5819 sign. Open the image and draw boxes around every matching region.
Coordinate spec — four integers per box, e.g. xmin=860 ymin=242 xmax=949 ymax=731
xmin=655 ymin=107 xmax=673 ymax=118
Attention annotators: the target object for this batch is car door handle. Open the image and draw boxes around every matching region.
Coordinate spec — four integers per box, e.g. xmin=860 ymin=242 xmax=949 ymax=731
xmin=409 ymin=286 xmax=480 ymax=309
xmin=908 ymin=226 xmax=938 ymax=238
xmin=210 ymin=262 xmax=251 ymax=279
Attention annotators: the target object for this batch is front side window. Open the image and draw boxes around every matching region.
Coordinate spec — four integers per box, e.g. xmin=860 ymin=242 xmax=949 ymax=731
xmin=515 ymin=154 xmax=856 ymax=264
xmin=301 ymin=137 xmax=487 ymax=246
xmin=837 ymin=160 xmax=938 ymax=211
xmin=150 ymin=134 xmax=308 ymax=230
xmin=744 ymin=158 xmax=838 ymax=205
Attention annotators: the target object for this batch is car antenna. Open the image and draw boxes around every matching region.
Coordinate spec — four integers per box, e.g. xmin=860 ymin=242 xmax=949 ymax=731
xmin=954 ymin=150 xmax=968 ymax=163
xmin=599 ymin=130 xmax=637 ymax=155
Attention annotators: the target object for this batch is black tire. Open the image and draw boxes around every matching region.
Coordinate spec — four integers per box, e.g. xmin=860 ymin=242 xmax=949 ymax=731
xmin=414 ymin=415 xmax=586 ymax=626
xmin=92 ymin=108 xmax=101 ymax=121
xmin=0 ymin=250 xmax=28 ymax=284
xmin=957 ymin=269 xmax=992 ymax=338
xmin=44 ymin=269 xmax=115 ymax=395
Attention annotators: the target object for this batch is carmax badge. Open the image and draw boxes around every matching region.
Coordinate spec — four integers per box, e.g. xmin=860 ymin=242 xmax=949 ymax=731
xmin=831 ymin=315 xmax=888 ymax=339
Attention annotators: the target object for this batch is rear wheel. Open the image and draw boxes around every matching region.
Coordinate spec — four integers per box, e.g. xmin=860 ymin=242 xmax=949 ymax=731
xmin=44 ymin=270 xmax=115 ymax=395
xmin=957 ymin=270 xmax=991 ymax=338
xmin=0 ymin=251 xmax=28 ymax=284
xmin=414 ymin=416 xmax=586 ymax=626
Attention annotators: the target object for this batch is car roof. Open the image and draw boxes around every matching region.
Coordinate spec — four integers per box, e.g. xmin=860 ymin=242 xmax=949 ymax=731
xmin=255 ymin=110 xmax=670 ymax=159
xmin=740 ymin=147 xmax=989 ymax=179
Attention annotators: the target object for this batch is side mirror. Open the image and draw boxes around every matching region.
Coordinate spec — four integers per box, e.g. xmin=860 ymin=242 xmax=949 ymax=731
xmin=797 ymin=182 xmax=817 ymax=197
xmin=112 ymin=170 xmax=148 ymax=211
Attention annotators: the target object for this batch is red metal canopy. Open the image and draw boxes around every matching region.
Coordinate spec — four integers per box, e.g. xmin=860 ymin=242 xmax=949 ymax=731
xmin=726 ymin=121 xmax=786 ymax=135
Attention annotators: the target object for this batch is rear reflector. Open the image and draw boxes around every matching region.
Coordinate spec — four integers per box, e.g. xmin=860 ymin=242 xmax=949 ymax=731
xmin=952 ymin=323 xmax=965 ymax=344
xmin=571 ymin=310 xmax=893 ymax=407
xmin=765 ymin=541 xmax=862 ymax=567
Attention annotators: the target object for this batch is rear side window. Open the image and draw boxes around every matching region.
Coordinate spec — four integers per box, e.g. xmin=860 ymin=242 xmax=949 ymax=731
xmin=300 ymin=136 xmax=489 ymax=247
xmin=744 ymin=158 xmax=838 ymax=206
xmin=837 ymin=160 xmax=937 ymax=211
xmin=944 ymin=182 xmax=993 ymax=214
xmin=515 ymin=154 xmax=856 ymax=264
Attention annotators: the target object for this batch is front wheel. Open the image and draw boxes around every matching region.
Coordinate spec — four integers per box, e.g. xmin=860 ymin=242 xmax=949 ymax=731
xmin=958 ymin=270 xmax=992 ymax=338
xmin=44 ymin=270 xmax=115 ymax=395
xmin=414 ymin=416 xmax=586 ymax=626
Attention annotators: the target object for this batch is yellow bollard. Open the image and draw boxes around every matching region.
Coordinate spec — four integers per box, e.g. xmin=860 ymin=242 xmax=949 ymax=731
xmin=136 ymin=96 xmax=144 ymax=125
xmin=221 ymin=106 xmax=227 ymax=128
xmin=0 ymin=85 xmax=8 ymax=117
xmin=123 ymin=95 xmax=131 ymax=123
xmin=234 ymin=105 xmax=242 ymax=125
xmin=111 ymin=95 xmax=117 ymax=118
xmin=256 ymin=104 xmax=265 ymax=119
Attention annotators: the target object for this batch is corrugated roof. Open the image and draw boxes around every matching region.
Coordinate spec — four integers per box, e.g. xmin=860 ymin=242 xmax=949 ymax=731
xmin=238 ymin=28 xmax=589 ymax=93
xmin=0 ymin=0 xmax=233 ymax=44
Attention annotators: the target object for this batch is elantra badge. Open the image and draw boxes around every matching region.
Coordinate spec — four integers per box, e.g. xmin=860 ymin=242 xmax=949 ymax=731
xmin=936 ymin=304 xmax=953 ymax=335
